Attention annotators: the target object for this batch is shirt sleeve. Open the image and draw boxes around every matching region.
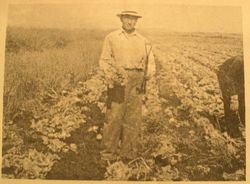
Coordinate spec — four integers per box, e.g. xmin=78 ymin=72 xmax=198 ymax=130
xmin=99 ymin=35 xmax=113 ymax=72
xmin=146 ymin=44 xmax=156 ymax=79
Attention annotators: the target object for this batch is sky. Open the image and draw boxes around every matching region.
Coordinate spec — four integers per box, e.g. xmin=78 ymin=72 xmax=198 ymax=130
xmin=7 ymin=2 xmax=243 ymax=33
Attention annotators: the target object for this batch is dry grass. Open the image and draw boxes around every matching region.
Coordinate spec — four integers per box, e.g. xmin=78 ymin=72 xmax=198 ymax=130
xmin=3 ymin=27 xmax=109 ymax=119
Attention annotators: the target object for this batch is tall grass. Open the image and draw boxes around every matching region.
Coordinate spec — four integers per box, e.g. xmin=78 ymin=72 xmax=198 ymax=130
xmin=3 ymin=27 xmax=109 ymax=120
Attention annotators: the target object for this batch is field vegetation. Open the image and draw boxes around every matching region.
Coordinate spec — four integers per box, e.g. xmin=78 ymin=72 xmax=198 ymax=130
xmin=2 ymin=27 xmax=245 ymax=180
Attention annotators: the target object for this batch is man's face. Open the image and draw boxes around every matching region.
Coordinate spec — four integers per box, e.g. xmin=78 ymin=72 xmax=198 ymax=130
xmin=120 ymin=15 xmax=138 ymax=31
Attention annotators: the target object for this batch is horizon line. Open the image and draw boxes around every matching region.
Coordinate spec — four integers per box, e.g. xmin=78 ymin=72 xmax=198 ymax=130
xmin=6 ymin=25 xmax=243 ymax=34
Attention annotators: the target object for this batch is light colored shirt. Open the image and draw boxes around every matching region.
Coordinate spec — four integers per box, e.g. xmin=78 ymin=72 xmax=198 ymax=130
xmin=99 ymin=29 xmax=156 ymax=78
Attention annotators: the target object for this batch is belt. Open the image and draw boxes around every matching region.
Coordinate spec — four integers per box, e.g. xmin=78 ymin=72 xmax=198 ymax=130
xmin=124 ymin=68 xmax=144 ymax=72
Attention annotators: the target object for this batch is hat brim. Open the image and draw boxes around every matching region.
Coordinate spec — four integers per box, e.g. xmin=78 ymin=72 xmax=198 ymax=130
xmin=117 ymin=13 xmax=142 ymax=18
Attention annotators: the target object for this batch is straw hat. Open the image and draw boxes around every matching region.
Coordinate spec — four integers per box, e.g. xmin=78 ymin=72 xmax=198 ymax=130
xmin=117 ymin=10 xmax=142 ymax=18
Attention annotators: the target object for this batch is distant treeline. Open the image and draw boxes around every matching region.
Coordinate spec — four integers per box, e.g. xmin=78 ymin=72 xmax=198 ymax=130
xmin=5 ymin=27 xmax=111 ymax=53
xmin=6 ymin=27 xmax=242 ymax=53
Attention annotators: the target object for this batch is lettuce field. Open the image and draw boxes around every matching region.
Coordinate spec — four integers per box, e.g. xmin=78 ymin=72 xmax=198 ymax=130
xmin=2 ymin=27 xmax=245 ymax=181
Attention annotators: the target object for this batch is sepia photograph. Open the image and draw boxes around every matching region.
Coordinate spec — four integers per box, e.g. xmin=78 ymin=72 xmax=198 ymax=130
xmin=0 ymin=0 xmax=248 ymax=182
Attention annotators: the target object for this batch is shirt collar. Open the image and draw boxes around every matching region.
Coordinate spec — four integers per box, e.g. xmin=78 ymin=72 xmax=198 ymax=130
xmin=119 ymin=28 xmax=138 ymax=36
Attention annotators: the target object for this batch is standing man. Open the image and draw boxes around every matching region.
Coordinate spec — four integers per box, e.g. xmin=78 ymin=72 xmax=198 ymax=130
xmin=99 ymin=10 xmax=156 ymax=163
